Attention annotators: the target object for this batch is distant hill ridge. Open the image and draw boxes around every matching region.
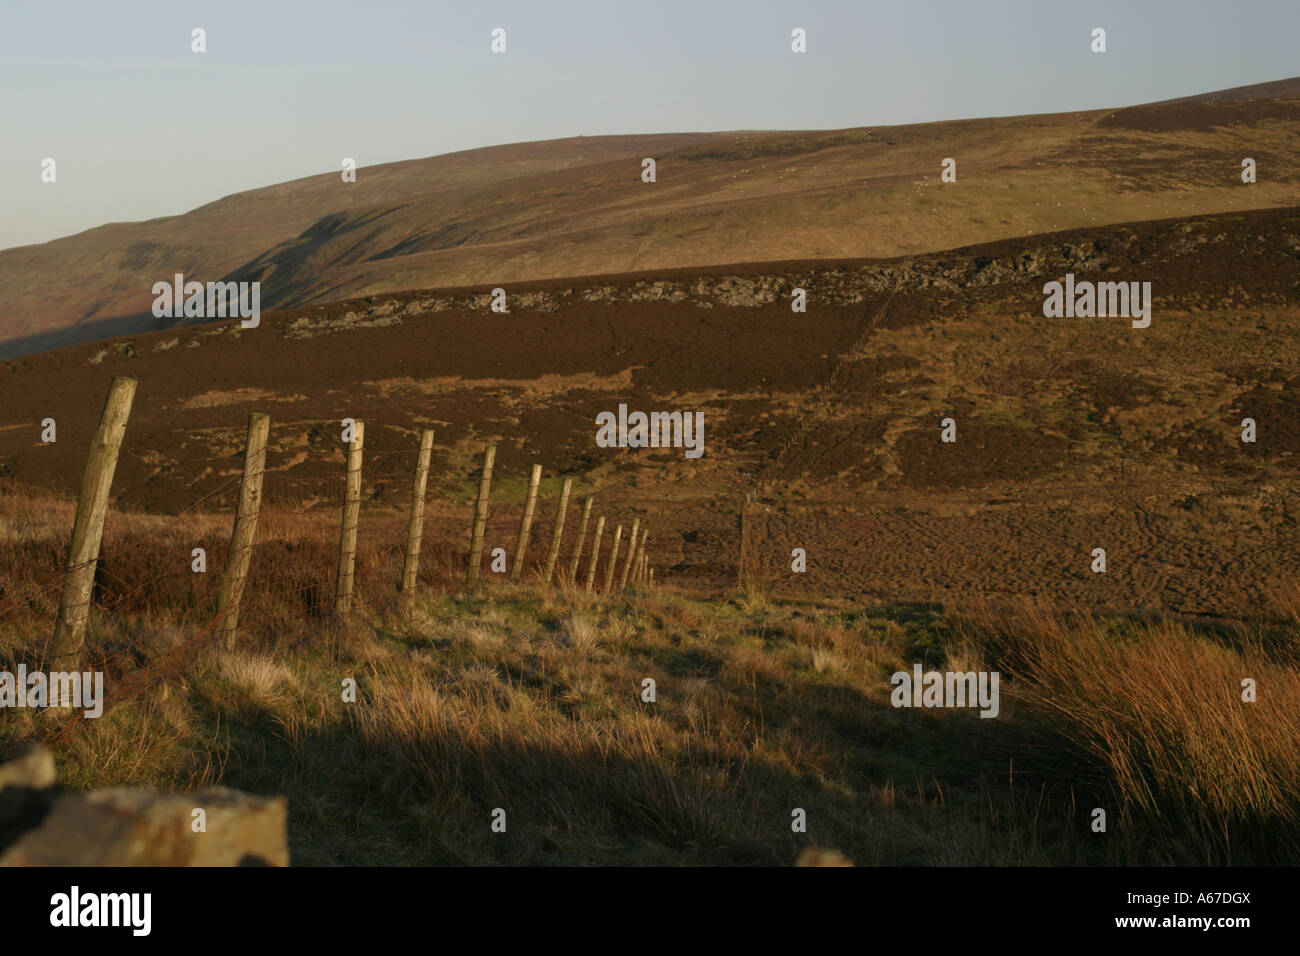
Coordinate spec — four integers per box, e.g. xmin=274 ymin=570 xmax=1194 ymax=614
xmin=1 ymin=76 xmax=1298 ymax=359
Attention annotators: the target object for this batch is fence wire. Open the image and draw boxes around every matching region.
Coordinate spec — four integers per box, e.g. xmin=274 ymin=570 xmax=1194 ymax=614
xmin=0 ymin=438 xmax=657 ymax=743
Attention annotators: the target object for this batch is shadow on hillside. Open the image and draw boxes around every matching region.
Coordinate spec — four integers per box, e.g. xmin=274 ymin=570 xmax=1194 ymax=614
xmin=204 ymin=660 xmax=1057 ymax=867
xmin=0 ymin=310 xmax=170 ymax=361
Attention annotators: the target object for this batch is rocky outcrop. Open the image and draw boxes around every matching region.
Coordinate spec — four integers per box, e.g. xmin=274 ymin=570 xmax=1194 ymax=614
xmin=0 ymin=745 xmax=288 ymax=866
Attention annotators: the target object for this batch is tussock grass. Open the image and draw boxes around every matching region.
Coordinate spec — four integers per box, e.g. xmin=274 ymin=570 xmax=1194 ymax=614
xmin=1 ymin=488 xmax=1295 ymax=865
xmin=953 ymin=596 xmax=1300 ymax=864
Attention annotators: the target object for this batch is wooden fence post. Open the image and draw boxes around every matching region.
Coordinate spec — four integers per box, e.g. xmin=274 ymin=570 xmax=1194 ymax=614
xmin=51 ymin=376 xmax=137 ymax=667
xmin=635 ymin=541 xmax=647 ymax=587
xmin=400 ymin=428 xmax=435 ymax=597
xmin=334 ymin=421 xmax=365 ymax=618
xmin=511 ymin=463 xmax=542 ymax=579
xmin=466 ymin=443 xmax=496 ymax=589
xmin=567 ymin=495 xmax=594 ymax=583
xmin=541 ymin=477 xmax=573 ymax=584
xmin=583 ymin=516 xmax=605 ymax=591
xmin=640 ymin=531 xmax=651 ymax=582
xmin=604 ymin=524 xmax=624 ymax=593
xmin=628 ymin=525 xmax=648 ymax=589
xmin=618 ymin=518 xmax=640 ymax=591
xmin=218 ymin=412 xmax=270 ymax=649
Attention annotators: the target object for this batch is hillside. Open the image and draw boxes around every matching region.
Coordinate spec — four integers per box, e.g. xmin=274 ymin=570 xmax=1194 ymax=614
xmin=2 ymin=205 xmax=1296 ymax=616
xmin=2 ymin=77 xmax=1298 ymax=358
xmin=4 ymin=581 xmax=1296 ymax=866
xmin=3 ymin=71 xmax=1300 ymax=876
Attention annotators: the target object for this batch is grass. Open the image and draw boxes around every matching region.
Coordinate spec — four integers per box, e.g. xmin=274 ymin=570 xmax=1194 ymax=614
xmin=951 ymin=597 xmax=1300 ymax=865
xmin=1 ymin=489 xmax=1297 ymax=865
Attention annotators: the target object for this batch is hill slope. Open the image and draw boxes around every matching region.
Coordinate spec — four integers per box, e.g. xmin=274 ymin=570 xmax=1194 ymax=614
xmin=2 ymin=78 xmax=1298 ymax=357
xmin=2 ymin=205 xmax=1297 ymax=615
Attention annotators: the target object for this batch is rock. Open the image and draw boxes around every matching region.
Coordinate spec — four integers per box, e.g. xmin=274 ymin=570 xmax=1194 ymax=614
xmin=0 ymin=745 xmax=56 ymax=792
xmin=0 ymin=745 xmax=61 ymax=856
xmin=0 ymin=786 xmax=289 ymax=867
xmin=795 ymin=846 xmax=855 ymax=867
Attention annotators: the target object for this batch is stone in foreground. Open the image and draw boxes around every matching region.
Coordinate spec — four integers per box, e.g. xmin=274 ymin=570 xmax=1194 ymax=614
xmin=0 ymin=786 xmax=288 ymax=866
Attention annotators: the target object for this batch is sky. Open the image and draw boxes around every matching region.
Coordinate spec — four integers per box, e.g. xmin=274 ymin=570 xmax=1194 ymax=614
xmin=2 ymin=0 xmax=1297 ymax=251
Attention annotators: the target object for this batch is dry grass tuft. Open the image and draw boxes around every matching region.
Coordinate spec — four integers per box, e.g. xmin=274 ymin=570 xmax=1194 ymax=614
xmin=954 ymin=598 xmax=1300 ymax=863
xmin=558 ymin=614 xmax=601 ymax=652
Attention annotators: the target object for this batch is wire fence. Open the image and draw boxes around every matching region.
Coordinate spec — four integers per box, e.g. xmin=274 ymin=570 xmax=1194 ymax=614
xmin=0 ymin=423 xmax=658 ymax=745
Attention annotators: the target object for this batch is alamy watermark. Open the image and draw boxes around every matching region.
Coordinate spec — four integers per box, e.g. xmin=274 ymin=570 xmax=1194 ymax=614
xmin=50 ymin=886 xmax=151 ymax=936
xmin=890 ymin=664 xmax=1000 ymax=718
xmin=0 ymin=665 xmax=104 ymax=718
xmin=151 ymin=272 xmax=260 ymax=328
xmin=595 ymin=403 xmax=704 ymax=459
xmin=1042 ymin=273 xmax=1152 ymax=328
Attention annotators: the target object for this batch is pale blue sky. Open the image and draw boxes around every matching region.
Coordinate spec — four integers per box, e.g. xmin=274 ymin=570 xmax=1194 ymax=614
xmin=2 ymin=0 xmax=1297 ymax=250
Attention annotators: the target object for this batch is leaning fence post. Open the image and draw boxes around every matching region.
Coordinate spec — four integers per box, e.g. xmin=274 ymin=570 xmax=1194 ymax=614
xmin=466 ymin=443 xmax=496 ymax=588
xmin=604 ymin=524 xmax=624 ymax=593
xmin=618 ymin=517 xmax=641 ymax=591
xmin=567 ymin=495 xmax=594 ymax=583
xmin=400 ymin=428 xmax=435 ymax=598
xmin=334 ymin=420 xmax=365 ymax=618
xmin=50 ymin=376 xmax=137 ymax=667
xmin=511 ymin=463 xmax=542 ymax=579
xmin=541 ymin=477 xmax=573 ymax=584
xmin=629 ymin=525 xmax=648 ymax=589
xmin=583 ymin=516 xmax=605 ymax=592
xmin=635 ymin=540 xmax=648 ymax=587
xmin=218 ymin=412 xmax=270 ymax=649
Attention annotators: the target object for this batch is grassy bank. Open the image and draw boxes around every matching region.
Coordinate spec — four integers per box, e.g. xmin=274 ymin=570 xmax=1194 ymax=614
xmin=4 ymin=557 xmax=1296 ymax=864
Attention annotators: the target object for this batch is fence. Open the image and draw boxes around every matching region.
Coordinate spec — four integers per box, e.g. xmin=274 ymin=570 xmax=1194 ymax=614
xmin=6 ymin=377 xmax=663 ymax=688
